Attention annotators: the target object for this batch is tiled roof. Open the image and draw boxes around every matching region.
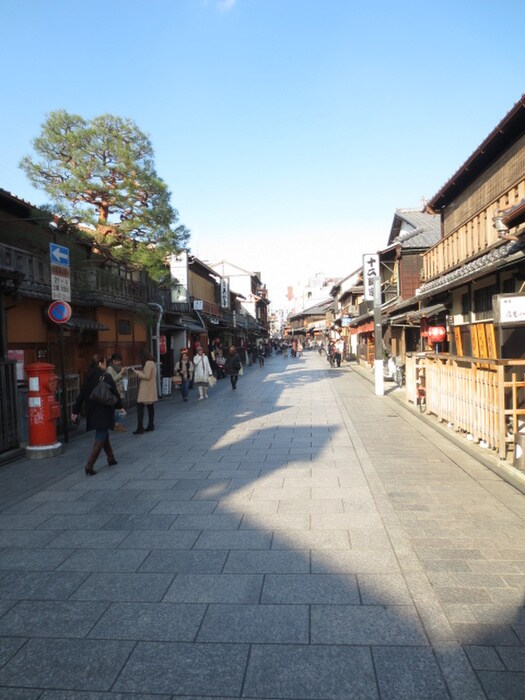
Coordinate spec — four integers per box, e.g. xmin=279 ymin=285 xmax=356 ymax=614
xmin=387 ymin=209 xmax=441 ymax=249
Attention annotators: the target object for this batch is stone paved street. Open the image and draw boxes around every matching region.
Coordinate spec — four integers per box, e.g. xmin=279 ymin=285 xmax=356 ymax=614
xmin=0 ymin=351 xmax=524 ymax=699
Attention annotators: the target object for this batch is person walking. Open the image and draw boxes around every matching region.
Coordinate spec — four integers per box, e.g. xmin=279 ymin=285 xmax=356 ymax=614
xmin=106 ymin=352 xmax=127 ymax=431
xmin=174 ymin=349 xmax=194 ymax=402
xmin=334 ymin=338 xmax=344 ymax=367
xmin=193 ymin=346 xmax=212 ymax=400
xmin=257 ymin=343 xmax=265 ymax=367
xmin=130 ymin=350 xmax=158 ymax=433
xmin=225 ymin=345 xmax=242 ymax=390
xmin=71 ymin=355 xmax=121 ymax=476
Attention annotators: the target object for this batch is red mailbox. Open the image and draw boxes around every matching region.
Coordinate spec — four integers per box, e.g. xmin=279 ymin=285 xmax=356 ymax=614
xmin=26 ymin=362 xmax=60 ymax=447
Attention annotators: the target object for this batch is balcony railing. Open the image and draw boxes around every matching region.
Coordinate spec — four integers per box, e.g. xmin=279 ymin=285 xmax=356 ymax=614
xmin=422 ymin=203 xmax=505 ymax=281
xmin=406 ymin=353 xmax=525 ymax=459
xmin=0 ymin=241 xmax=185 ymax=312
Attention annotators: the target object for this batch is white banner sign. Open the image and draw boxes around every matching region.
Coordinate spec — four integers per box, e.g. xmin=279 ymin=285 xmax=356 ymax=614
xmin=494 ymin=294 xmax=525 ymax=325
xmin=170 ymin=251 xmax=188 ymax=303
xmin=220 ymin=278 xmax=230 ymax=309
xmin=363 ymin=254 xmax=380 ymax=301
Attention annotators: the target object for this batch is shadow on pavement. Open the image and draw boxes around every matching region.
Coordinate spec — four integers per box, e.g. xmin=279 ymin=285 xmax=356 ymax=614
xmin=0 ymin=353 xmax=522 ymax=698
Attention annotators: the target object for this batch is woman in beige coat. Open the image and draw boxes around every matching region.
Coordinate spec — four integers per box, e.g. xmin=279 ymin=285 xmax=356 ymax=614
xmin=130 ymin=350 xmax=158 ymax=434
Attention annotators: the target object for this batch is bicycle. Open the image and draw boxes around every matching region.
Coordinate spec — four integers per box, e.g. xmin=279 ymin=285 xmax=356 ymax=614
xmin=417 ymin=386 xmax=426 ymax=413
xmin=394 ymin=364 xmax=405 ymax=388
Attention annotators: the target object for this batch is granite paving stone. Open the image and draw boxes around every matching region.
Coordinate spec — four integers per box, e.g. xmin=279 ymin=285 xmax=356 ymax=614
xmin=243 ymin=644 xmax=377 ymax=700
xmin=197 ymin=603 xmax=309 ymax=643
xmin=261 ymin=573 xmax=360 ymax=604
xmin=118 ymin=530 xmax=200 ymax=549
xmin=163 ymin=573 xmax=263 ymax=603
xmin=0 ymin=547 xmax=75 ymax=571
xmin=56 ymin=548 xmax=149 ymax=573
xmin=0 ymin=571 xmax=88 ymax=600
xmin=0 ymin=530 xmax=60 ymax=547
xmin=70 ymin=572 xmax=173 ymax=602
xmin=138 ymin=549 xmax=228 ymax=573
xmin=464 ymin=644 xmax=506 ymax=670
xmin=0 ymin=638 xmax=135 ymax=690
xmin=223 ymin=549 xmax=310 ymax=574
xmin=39 ymin=693 xmax=171 ymax=699
xmin=0 ymin=636 xmax=26 ymax=667
xmin=0 ymin=689 xmax=42 ymax=699
xmin=46 ymin=530 xmax=128 ymax=549
xmin=477 ymin=671 xmax=525 ymax=700
xmin=311 ymin=603 xmax=428 ymax=645
xmin=112 ymin=641 xmax=249 ymax=696
xmin=88 ymin=601 xmax=206 ymax=641
xmin=170 ymin=513 xmax=244 ymax=530
xmin=0 ymin=600 xmax=108 ymax=638
xmin=101 ymin=513 xmax=177 ymax=529
xmin=372 ymin=646 xmax=451 ymax=699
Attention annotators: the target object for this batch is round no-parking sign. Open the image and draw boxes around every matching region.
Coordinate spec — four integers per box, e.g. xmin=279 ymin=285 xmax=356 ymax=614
xmin=48 ymin=301 xmax=72 ymax=324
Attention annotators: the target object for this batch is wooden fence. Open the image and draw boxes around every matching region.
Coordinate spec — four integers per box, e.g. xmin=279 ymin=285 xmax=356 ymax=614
xmin=405 ymin=354 xmax=525 ymax=459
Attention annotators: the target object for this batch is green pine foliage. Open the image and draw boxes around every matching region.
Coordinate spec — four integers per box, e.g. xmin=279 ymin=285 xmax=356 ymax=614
xmin=20 ymin=110 xmax=190 ymax=282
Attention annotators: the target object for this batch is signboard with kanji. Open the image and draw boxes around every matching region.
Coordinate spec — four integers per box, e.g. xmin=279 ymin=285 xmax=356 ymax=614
xmin=363 ymin=254 xmax=380 ymax=301
xmin=49 ymin=243 xmax=71 ymax=302
xmin=220 ymin=278 xmax=230 ymax=309
xmin=493 ymin=294 xmax=525 ymax=326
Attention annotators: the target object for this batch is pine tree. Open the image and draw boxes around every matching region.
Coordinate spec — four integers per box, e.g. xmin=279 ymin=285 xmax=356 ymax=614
xmin=20 ymin=110 xmax=189 ymax=281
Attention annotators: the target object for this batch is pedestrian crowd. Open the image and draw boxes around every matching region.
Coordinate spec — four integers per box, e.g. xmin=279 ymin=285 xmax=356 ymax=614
xmin=71 ymin=337 xmax=316 ymax=477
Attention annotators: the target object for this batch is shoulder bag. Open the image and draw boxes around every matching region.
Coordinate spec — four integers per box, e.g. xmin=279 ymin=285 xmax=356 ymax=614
xmin=90 ymin=376 xmax=118 ymax=407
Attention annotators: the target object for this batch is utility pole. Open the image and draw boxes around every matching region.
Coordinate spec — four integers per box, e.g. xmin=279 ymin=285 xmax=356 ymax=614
xmin=373 ymin=277 xmax=384 ymax=397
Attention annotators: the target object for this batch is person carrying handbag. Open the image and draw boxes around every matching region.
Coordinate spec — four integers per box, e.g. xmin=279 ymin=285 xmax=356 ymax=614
xmin=193 ymin=346 xmax=212 ymax=400
xmin=71 ymin=355 xmax=122 ymax=476
xmin=173 ymin=350 xmax=194 ymax=402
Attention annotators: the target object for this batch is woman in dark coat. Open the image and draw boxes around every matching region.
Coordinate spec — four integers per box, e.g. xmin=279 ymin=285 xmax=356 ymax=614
xmin=71 ymin=355 xmax=122 ymax=476
xmin=224 ymin=345 xmax=242 ymax=390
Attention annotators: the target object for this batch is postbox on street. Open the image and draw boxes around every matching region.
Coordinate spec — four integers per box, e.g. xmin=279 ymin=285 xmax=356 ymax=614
xmin=26 ymin=362 xmax=61 ymax=453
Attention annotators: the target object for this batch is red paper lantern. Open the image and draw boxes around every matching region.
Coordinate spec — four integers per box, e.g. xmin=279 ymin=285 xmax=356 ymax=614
xmin=428 ymin=326 xmax=447 ymax=344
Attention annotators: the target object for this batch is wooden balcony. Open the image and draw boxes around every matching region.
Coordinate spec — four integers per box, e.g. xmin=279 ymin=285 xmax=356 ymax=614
xmin=0 ymin=241 xmax=185 ymax=313
xmin=422 ymin=217 xmax=502 ymax=281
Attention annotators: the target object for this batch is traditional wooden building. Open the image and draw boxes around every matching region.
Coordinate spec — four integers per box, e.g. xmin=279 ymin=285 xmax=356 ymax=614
xmin=287 ymin=299 xmax=333 ymax=342
xmin=347 ymin=209 xmax=440 ymax=367
xmin=0 ymin=189 xmax=263 ymax=456
xmin=412 ymin=95 xmax=525 ymax=457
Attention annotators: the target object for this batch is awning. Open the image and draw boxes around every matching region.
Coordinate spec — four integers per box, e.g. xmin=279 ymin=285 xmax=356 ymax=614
xmin=406 ymin=303 xmax=447 ymax=322
xmin=180 ymin=315 xmax=206 ymax=333
xmin=350 ymin=321 xmax=374 ymax=334
xmin=308 ymin=320 xmax=327 ymax=331
xmin=64 ymin=316 xmax=109 ymax=332
xmin=389 ymin=303 xmax=447 ymax=325
xmin=160 ymin=323 xmax=185 ymax=331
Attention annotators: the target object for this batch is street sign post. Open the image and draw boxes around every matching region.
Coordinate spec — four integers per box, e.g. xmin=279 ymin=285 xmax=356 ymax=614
xmin=50 ymin=243 xmax=71 ymax=302
xmin=47 ymin=299 xmax=71 ymax=444
xmin=48 ymin=245 xmax=72 ymax=445
xmin=48 ymin=301 xmax=72 ymax=324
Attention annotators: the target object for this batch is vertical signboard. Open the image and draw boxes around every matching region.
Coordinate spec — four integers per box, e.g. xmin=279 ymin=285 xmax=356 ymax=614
xmin=170 ymin=251 xmax=188 ymax=303
xmin=363 ymin=254 xmax=379 ymax=301
xmin=50 ymin=243 xmax=71 ymax=302
xmin=220 ymin=278 xmax=230 ymax=309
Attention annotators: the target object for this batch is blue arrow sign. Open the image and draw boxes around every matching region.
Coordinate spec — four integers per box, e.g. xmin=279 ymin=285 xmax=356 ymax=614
xmin=50 ymin=243 xmax=70 ymax=267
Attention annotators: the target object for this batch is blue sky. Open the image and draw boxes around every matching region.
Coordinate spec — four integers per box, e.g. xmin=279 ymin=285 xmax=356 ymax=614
xmin=1 ymin=0 xmax=524 ymax=307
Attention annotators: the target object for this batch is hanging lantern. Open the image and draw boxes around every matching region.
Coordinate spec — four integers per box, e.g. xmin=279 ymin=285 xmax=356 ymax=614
xmin=428 ymin=326 xmax=447 ymax=344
